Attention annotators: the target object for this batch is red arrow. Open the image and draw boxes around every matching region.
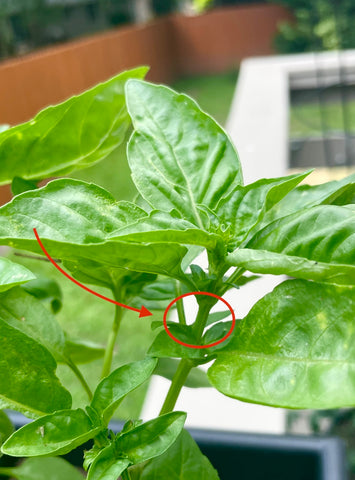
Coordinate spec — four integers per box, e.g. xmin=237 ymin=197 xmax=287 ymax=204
xmin=33 ymin=228 xmax=152 ymax=318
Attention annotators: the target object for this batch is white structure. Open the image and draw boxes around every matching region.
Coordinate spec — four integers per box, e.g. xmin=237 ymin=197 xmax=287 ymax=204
xmin=143 ymin=50 xmax=355 ymax=433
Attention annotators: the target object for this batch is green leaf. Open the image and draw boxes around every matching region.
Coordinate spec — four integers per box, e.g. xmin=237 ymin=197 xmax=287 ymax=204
xmin=148 ymin=325 xmax=207 ymax=360
xmin=64 ymin=337 xmax=105 ymax=364
xmin=0 ymin=257 xmax=35 ymax=292
xmin=0 ymin=411 xmax=14 ymax=452
xmin=228 ymin=205 xmax=355 ymax=286
xmin=205 ymin=310 xmax=231 ymax=327
xmin=154 ymin=358 xmax=210 ymax=388
xmin=208 ymin=280 xmax=355 ymax=409
xmin=215 ymin=172 xmax=310 ymax=249
xmin=11 ymin=177 xmax=38 ymax=196
xmin=88 ymin=413 xmax=186 ymax=480
xmin=87 ymin=450 xmax=130 ymax=480
xmin=126 ymin=80 xmax=242 ymax=227
xmin=22 ymin=276 xmax=62 ymax=313
xmin=0 ymin=179 xmax=187 ymax=281
xmin=111 ymin=210 xmax=222 ymax=250
xmin=91 ymin=358 xmax=157 ymax=423
xmin=0 ymin=287 xmax=66 ymax=361
xmin=3 ymin=457 xmax=85 ymax=480
xmin=0 ymin=318 xmax=71 ymax=418
xmin=131 ymin=278 xmax=177 ymax=311
xmin=264 ymin=172 xmax=355 ymax=223
xmin=116 ymin=412 xmax=186 ymax=464
xmin=0 ymin=67 xmax=148 ymax=185
xmin=2 ymin=409 xmax=101 ymax=457
xmin=134 ymin=430 xmax=219 ymax=480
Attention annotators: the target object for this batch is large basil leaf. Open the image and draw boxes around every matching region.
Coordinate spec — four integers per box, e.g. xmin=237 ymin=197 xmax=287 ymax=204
xmin=126 ymin=80 xmax=242 ymax=227
xmin=0 ymin=318 xmax=71 ymax=418
xmin=2 ymin=409 xmax=101 ymax=457
xmin=0 ymin=67 xmax=148 ymax=185
xmin=0 ymin=179 xmax=187 ymax=281
xmin=208 ymin=280 xmax=355 ymax=409
xmin=215 ymin=172 xmax=310 ymax=249
xmin=0 ymin=257 xmax=35 ymax=292
xmin=0 ymin=457 xmax=85 ymax=480
xmin=0 ymin=287 xmax=66 ymax=361
xmin=135 ymin=430 xmax=219 ymax=480
xmin=265 ymin=172 xmax=355 ymax=223
xmin=88 ymin=412 xmax=186 ymax=480
xmin=228 ymin=204 xmax=355 ymax=286
xmin=91 ymin=358 xmax=157 ymax=423
xmin=111 ymin=210 xmax=223 ymax=250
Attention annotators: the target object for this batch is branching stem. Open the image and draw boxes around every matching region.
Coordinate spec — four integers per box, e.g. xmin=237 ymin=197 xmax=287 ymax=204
xmin=101 ymin=304 xmax=124 ymax=379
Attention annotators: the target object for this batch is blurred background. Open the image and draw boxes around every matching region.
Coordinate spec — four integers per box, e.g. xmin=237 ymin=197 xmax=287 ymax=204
xmin=1 ymin=0 xmax=355 ymax=477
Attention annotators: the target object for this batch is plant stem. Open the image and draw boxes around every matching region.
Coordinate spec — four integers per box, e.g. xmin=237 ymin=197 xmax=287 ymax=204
xmin=219 ymin=267 xmax=245 ymax=296
xmin=159 ymin=358 xmax=193 ymax=415
xmin=175 ymin=281 xmax=186 ymax=325
xmin=101 ymin=304 xmax=124 ymax=379
xmin=192 ymin=301 xmax=215 ymax=339
xmin=67 ymin=359 xmax=93 ymax=401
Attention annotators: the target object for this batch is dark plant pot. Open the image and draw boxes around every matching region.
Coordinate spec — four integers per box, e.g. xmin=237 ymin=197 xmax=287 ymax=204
xmin=3 ymin=413 xmax=348 ymax=480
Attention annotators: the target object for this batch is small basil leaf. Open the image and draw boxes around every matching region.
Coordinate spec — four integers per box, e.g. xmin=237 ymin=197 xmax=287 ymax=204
xmin=208 ymin=280 xmax=355 ymax=409
xmin=0 ymin=257 xmax=35 ymax=292
xmin=2 ymin=409 xmax=101 ymax=457
xmin=205 ymin=310 xmax=231 ymax=327
xmin=0 ymin=318 xmax=71 ymax=419
xmin=5 ymin=457 xmax=85 ymax=480
xmin=115 ymin=412 xmax=186 ymax=464
xmin=154 ymin=358 xmax=210 ymax=388
xmin=148 ymin=325 xmax=206 ymax=360
xmin=0 ymin=67 xmax=148 ymax=185
xmin=126 ymin=79 xmax=242 ymax=226
xmin=91 ymin=358 xmax=157 ymax=424
xmin=87 ymin=447 xmax=130 ymax=480
xmin=135 ymin=429 xmax=219 ymax=480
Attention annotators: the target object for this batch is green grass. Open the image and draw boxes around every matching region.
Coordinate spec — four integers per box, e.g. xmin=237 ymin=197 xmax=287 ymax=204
xmin=10 ymin=70 xmax=238 ymax=419
xmin=290 ymin=100 xmax=355 ymax=137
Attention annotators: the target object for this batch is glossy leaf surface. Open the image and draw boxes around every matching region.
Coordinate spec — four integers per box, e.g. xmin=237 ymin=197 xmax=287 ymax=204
xmin=208 ymin=280 xmax=355 ymax=409
xmin=0 ymin=67 xmax=148 ymax=185
xmin=91 ymin=358 xmax=157 ymax=423
xmin=215 ymin=172 xmax=309 ymax=248
xmin=126 ymin=80 xmax=242 ymax=226
xmin=3 ymin=457 xmax=85 ymax=480
xmin=135 ymin=430 xmax=219 ymax=480
xmin=87 ymin=448 xmax=130 ymax=480
xmin=0 ymin=179 xmax=187 ymax=280
xmin=148 ymin=325 xmax=206 ymax=360
xmin=0 ymin=319 xmax=71 ymax=418
xmin=0 ymin=410 xmax=13 ymax=451
xmin=0 ymin=257 xmax=35 ymax=292
xmin=115 ymin=412 xmax=186 ymax=464
xmin=0 ymin=287 xmax=66 ymax=360
xmin=228 ymin=205 xmax=355 ymax=285
xmin=2 ymin=409 xmax=100 ymax=456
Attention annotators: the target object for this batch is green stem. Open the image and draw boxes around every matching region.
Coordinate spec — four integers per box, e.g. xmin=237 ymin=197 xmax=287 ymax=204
xmin=159 ymin=358 xmax=193 ymax=415
xmin=67 ymin=359 xmax=93 ymax=401
xmin=101 ymin=304 xmax=124 ymax=379
xmin=219 ymin=267 xmax=245 ymax=296
xmin=192 ymin=301 xmax=215 ymax=339
xmin=175 ymin=281 xmax=186 ymax=325
xmin=0 ymin=467 xmax=14 ymax=477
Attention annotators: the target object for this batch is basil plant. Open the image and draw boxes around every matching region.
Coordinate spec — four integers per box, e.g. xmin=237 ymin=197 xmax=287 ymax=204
xmin=0 ymin=66 xmax=354 ymax=480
